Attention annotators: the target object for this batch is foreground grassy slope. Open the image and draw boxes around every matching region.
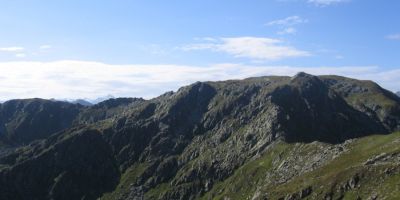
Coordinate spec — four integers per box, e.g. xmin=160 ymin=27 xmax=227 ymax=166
xmin=101 ymin=132 xmax=400 ymax=200
xmin=202 ymin=132 xmax=400 ymax=200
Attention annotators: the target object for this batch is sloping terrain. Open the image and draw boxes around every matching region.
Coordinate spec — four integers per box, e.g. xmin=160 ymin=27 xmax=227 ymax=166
xmin=0 ymin=73 xmax=399 ymax=200
xmin=0 ymin=128 xmax=119 ymax=200
xmin=0 ymin=99 xmax=82 ymax=145
xmin=201 ymin=132 xmax=400 ymax=200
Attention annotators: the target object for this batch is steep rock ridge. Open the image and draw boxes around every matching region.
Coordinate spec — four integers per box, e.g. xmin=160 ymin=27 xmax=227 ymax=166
xmin=0 ymin=99 xmax=82 ymax=145
xmin=0 ymin=73 xmax=399 ymax=200
xmin=102 ymin=82 xmax=217 ymax=170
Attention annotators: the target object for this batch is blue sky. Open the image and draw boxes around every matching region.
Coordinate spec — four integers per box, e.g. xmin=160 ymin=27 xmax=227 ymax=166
xmin=0 ymin=0 xmax=399 ymax=100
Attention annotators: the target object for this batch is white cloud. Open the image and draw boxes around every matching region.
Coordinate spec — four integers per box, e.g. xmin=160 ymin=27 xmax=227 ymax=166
xmin=181 ymin=37 xmax=311 ymax=60
xmin=39 ymin=45 xmax=52 ymax=50
xmin=266 ymin=16 xmax=308 ymax=26
xmin=308 ymin=0 xmax=349 ymax=6
xmin=266 ymin=16 xmax=306 ymax=35
xmin=180 ymin=43 xmax=216 ymax=51
xmin=0 ymin=47 xmax=24 ymax=52
xmin=15 ymin=53 xmax=26 ymax=58
xmin=0 ymin=60 xmax=398 ymax=101
xmin=386 ymin=34 xmax=400 ymax=40
xmin=278 ymin=27 xmax=297 ymax=35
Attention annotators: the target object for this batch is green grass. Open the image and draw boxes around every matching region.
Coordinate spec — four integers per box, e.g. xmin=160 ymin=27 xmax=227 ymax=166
xmin=200 ymin=142 xmax=293 ymax=200
xmin=101 ymin=162 xmax=148 ymax=200
xmin=201 ymin=132 xmax=400 ymax=200
xmin=145 ymin=183 xmax=170 ymax=199
xmin=269 ymin=132 xmax=400 ymax=198
xmin=100 ymin=132 xmax=400 ymax=199
xmin=346 ymin=92 xmax=398 ymax=109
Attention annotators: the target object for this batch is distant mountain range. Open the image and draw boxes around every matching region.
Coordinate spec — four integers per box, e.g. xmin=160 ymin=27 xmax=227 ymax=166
xmin=0 ymin=73 xmax=399 ymax=200
xmin=57 ymin=94 xmax=116 ymax=106
xmin=69 ymin=99 xmax=93 ymax=106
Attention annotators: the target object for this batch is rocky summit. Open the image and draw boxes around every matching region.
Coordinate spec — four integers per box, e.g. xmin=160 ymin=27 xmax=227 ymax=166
xmin=0 ymin=73 xmax=399 ymax=200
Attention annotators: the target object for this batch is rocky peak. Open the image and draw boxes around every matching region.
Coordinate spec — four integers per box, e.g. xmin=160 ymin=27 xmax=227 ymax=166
xmin=290 ymin=72 xmax=324 ymax=91
xmin=272 ymin=74 xmax=387 ymax=143
xmin=291 ymin=71 xmax=314 ymax=80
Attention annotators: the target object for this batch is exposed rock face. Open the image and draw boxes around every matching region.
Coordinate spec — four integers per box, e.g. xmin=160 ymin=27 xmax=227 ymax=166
xmin=0 ymin=73 xmax=399 ymax=200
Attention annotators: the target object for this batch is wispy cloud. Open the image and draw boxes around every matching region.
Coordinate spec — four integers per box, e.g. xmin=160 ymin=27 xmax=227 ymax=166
xmin=266 ymin=16 xmax=307 ymax=35
xmin=15 ymin=53 xmax=26 ymax=58
xmin=278 ymin=27 xmax=297 ymax=35
xmin=181 ymin=37 xmax=311 ymax=60
xmin=266 ymin=16 xmax=308 ymax=26
xmin=386 ymin=34 xmax=400 ymax=40
xmin=0 ymin=47 xmax=25 ymax=52
xmin=307 ymin=0 xmax=349 ymax=6
xmin=0 ymin=45 xmax=53 ymax=59
xmin=0 ymin=60 xmax=398 ymax=101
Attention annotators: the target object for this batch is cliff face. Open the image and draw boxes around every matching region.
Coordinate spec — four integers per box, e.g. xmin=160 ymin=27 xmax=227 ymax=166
xmin=0 ymin=73 xmax=399 ymax=200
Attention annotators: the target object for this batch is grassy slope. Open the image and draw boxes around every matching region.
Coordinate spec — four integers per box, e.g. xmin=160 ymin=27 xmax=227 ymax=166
xmin=201 ymin=142 xmax=292 ymax=200
xmin=101 ymin=163 xmax=148 ymax=200
xmin=277 ymin=132 xmax=400 ymax=200
xmin=203 ymin=132 xmax=400 ymax=200
xmin=101 ymin=132 xmax=400 ymax=200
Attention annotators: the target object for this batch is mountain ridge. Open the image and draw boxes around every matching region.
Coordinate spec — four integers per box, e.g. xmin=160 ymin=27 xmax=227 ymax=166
xmin=0 ymin=72 xmax=399 ymax=200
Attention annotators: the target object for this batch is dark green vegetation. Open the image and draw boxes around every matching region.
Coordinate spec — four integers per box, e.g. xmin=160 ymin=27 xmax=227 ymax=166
xmin=0 ymin=99 xmax=82 ymax=145
xmin=0 ymin=73 xmax=399 ymax=200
